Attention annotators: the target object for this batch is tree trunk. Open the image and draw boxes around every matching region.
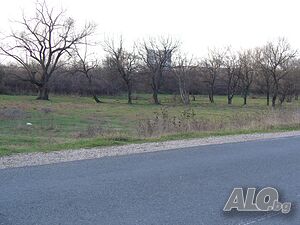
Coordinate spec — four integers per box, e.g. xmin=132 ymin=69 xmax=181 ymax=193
xmin=88 ymin=79 xmax=101 ymax=103
xmin=151 ymin=73 xmax=161 ymax=105
xmin=279 ymin=96 xmax=285 ymax=105
xmin=227 ymin=86 xmax=233 ymax=104
xmin=243 ymin=95 xmax=247 ymax=105
xmin=209 ymin=94 xmax=214 ymax=103
xmin=209 ymin=85 xmax=214 ymax=103
xmin=183 ymin=96 xmax=190 ymax=105
xmin=243 ymin=88 xmax=249 ymax=105
xmin=127 ymin=84 xmax=132 ymax=104
xmin=37 ymin=85 xmax=49 ymax=100
xmin=153 ymin=90 xmax=160 ymax=104
xmin=272 ymin=83 xmax=279 ymax=107
xmin=180 ymin=89 xmax=190 ymax=105
xmin=228 ymin=96 xmax=233 ymax=105
xmin=93 ymin=95 xmax=101 ymax=103
xmin=266 ymin=90 xmax=270 ymax=106
xmin=191 ymin=94 xmax=196 ymax=101
xmin=272 ymin=95 xmax=277 ymax=107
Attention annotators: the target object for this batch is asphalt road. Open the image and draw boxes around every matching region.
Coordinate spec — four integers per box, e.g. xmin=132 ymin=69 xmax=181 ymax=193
xmin=0 ymin=136 xmax=300 ymax=225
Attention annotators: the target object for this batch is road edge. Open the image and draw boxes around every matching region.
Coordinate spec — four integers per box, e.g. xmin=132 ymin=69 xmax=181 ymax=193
xmin=1 ymin=130 xmax=300 ymax=169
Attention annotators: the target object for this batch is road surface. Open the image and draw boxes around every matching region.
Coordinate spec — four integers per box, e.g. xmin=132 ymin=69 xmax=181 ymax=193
xmin=0 ymin=136 xmax=299 ymax=224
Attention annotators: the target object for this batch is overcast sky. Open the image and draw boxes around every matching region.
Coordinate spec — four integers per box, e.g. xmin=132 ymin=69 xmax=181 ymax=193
xmin=0 ymin=0 xmax=299 ymax=58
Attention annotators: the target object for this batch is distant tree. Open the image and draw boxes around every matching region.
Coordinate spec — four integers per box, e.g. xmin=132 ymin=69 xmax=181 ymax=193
xmin=201 ymin=48 xmax=224 ymax=103
xmin=0 ymin=65 xmax=5 ymax=94
xmin=278 ymin=75 xmax=295 ymax=104
xmin=0 ymin=1 xmax=95 ymax=100
xmin=238 ymin=49 xmax=256 ymax=105
xmin=172 ymin=53 xmax=195 ymax=105
xmin=254 ymin=48 xmax=272 ymax=106
xmin=73 ymin=38 xmax=101 ymax=103
xmin=104 ymin=37 xmax=138 ymax=104
xmin=223 ymin=48 xmax=240 ymax=105
xmin=257 ymin=38 xmax=297 ymax=107
xmin=278 ymin=59 xmax=300 ymax=104
xmin=139 ymin=37 xmax=179 ymax=104
xmin=291 ymin=59 xmax=300 ymax=100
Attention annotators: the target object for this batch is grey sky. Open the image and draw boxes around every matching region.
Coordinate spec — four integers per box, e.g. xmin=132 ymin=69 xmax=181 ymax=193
xmin=0 ymin=0 xmax=299 ymax=57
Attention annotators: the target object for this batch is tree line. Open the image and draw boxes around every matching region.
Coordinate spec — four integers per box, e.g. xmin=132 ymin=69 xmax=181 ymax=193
xmin=0 ymin=1 xmax=299 ymax=107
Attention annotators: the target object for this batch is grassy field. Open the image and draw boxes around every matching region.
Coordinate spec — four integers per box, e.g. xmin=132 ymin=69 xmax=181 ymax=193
xmin=0 ymin=94 xmax=300 ymax=156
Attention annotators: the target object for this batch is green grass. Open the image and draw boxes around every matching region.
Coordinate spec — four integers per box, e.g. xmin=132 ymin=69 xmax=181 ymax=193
xmin=0 ymin=94 xmax=300 ymax=156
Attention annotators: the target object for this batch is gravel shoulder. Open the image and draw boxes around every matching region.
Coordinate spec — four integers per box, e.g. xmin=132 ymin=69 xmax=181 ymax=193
xmin=1 ymin=131 xmax=300 ymax=169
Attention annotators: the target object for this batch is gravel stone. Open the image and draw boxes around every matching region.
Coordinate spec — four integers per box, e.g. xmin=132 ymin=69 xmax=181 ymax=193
xmin=1 ymin=131 xmax=300 ymax=169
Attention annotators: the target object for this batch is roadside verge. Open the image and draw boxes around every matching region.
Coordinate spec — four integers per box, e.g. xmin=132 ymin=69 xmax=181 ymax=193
xmin=1 ymin=131 xmax=300 ymax=169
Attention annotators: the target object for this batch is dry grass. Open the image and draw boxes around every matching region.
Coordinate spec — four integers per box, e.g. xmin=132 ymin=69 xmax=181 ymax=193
xmin=0 ymin=107 xmax=27 ymax=120
xmin=138 ymin=107 xmax=300 ymax=137
xmin=1 ymin=94 xmax=300 ymax=156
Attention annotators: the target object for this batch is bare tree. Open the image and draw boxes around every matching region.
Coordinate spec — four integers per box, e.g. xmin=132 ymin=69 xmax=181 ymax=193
xmin=291 ymin=59 xmax=300 ymax=100
xmin=278 ymin=59 xmax=300 ymax=104
xmin=172 ymin=53 xmax=195 ymax=105
xmin=238 ymin=49 xmax=256 ymax=105
xmin=73 ymin=38 xmax=101 ymax=103
xmin=200 ymin=48 xmax=224 ymax=103
xmin=254 ymin=48 xmax=272 ymax=105
xmin=139 ymin=37 xmax=179 ymax=104
xmin=278 ymin=76 xmax=295 ymax=104
xmin=257 ymin=38 xmax=297 ymax=107
xmin=104 ymin=37 xmax=138 ymax=104
xmin=0 ymin=1 xmax=95 ymax=100
xmin=223 ymin=48 xmax=240 ymax=105
xmin=0 ymin=65 xmax=5 ymax=94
